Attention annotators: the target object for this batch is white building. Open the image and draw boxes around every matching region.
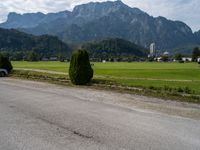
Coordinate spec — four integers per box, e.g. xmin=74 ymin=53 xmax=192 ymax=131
xmin=150 ymin=43 xmax=156 ymax=54
xmin=149 ymin=43 xmax=156 ymax=57
xmin=197 ymin=57 xmax=200 ymax=63
xmin=156 ymin=57 xmax=162 ymax=62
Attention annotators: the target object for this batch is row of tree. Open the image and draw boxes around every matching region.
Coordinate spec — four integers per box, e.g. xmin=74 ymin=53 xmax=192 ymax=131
xmin=0 ymin=51 xmax=68 ymax=62
xmin=2 ymin=47 xmax=200 ymax=63
xmin=163 ymin=47 xmax=200 ymax=62
xmin=175 ymin=47 xmax=200 ymax=61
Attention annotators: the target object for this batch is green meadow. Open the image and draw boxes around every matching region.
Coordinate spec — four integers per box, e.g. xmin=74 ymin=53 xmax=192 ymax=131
xmin=12 ymin=61 xmax=200 ymax=95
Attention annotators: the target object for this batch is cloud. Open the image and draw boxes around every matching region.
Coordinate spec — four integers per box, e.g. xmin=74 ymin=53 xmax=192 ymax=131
xmin=0 ymin=0 xmax=199 ymax=31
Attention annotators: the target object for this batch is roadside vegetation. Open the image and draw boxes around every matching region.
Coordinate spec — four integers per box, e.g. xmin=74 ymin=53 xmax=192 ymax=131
xmin=11 ymin=61 xmax=200 ymax=103
xmin=69 ymin=49 xmax=93 ymax=85
xmin=0 ymin=53 xmax=13 ymax=73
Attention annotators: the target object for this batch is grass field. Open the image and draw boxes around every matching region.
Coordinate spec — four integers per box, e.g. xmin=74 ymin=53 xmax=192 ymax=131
xmin=12 ymin=61 xmax=200 ymax=96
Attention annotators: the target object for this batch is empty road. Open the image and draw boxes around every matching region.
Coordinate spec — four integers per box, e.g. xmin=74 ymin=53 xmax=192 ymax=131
xmin=0 ymin=78 xmax=200 ymax=150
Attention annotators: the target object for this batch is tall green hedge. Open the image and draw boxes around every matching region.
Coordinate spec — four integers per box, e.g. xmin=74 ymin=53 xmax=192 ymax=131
xmin=69 ymin=49 xmax=93 ymax=85
xmin=0 ymin=54 xmax=13 ymax=73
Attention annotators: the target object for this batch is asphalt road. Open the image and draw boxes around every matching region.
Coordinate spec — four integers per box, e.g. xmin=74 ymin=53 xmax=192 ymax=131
xmin=0 ymin=78 xmax=200 ymax=150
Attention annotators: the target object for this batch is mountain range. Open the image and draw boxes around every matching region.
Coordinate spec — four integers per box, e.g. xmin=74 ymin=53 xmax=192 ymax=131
xmin=0 ymin=0 xmax=200 ymax=54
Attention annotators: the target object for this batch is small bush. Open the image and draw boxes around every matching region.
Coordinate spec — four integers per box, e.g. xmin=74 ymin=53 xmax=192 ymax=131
xmin=0 ymin=54 xmax=13 ymax=73
xmin=69 ymin=49 xmax=93 ymax=85
xmin=177 ymin=87 xmax=184 ymax=93
xmin=149 ymin=86 xmax=154 ymax=90
xmin=164 ymin=85 xmax=172 ymax=92
xmin=179 ymin=60 xmax=184 ymax=63
xmin=184 ymin=87 xmax=192 ymax=94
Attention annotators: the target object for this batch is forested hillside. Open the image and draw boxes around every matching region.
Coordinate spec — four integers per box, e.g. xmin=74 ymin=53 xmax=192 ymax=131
xmin=0 ymin=28 xmax=70 ymax=60
xmin=82 ymin=38 xmax=147 ymax=60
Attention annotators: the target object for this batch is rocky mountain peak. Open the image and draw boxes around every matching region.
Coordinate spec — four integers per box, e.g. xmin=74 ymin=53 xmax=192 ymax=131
xmin=72 ymin=0 xmax=144 ymax=18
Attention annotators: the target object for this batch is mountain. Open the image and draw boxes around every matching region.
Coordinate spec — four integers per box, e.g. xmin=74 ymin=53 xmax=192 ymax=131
xmin=0 ymin=28 xmax=70 ymax=58
xmin=0 ymin=1 xmax=198 ymax=53
xmin=0 ymin=12 xmax=45 ymax=29
xmin=0 ymin=11 xmax=70 ymax=29
xmin=82 ymin=38 xmax=147 ymax=59
xmin=194 ymin=30 xmax=200 ymax=44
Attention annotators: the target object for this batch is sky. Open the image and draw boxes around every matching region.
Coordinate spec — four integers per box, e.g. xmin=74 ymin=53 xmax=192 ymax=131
xmin=0 ymin=0 xmax=199 ymax=32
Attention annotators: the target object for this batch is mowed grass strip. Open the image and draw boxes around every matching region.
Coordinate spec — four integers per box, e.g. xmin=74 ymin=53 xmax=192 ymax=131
xmin=12 ymin=61 xmax=200 ymax=94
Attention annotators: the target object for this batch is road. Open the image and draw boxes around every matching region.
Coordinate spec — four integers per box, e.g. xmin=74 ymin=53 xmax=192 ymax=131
xmin=0 ymin=78 xmax=200 ymax=150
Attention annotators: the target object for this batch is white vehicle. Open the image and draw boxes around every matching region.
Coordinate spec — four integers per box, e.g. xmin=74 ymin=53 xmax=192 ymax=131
xmin=0 ymin=69 xmax=8 ymax=77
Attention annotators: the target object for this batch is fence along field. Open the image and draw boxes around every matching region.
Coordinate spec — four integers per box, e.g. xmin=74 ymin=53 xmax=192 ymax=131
xmin=12 ymin=61 xmax=200 ymax=99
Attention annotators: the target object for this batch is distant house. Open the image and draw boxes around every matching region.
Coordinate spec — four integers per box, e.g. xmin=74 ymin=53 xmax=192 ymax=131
xmin=198 ymin=58 xmax=200 ymax=63
xmin=42 ymin=58 xmax=49 ymax=61
xmin=102 ymin=60 xmax=106 ymax=63
xmin=163 ymin=51 xmax=170 ymax=56
xmin=49 ymin=57 xmax=58 ymax=61
xmin=182 ymin=57 xmax=192 ymax=62
xmin=156 ymin=57 xmax=162 ymax=62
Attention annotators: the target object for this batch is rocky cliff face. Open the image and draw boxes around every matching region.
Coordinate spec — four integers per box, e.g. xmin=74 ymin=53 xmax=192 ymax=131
xmin=194 ymin=30 xmax=200 ymax=44
xmin=0 ymin=11 xmax=70 ymax=29
xmin=0 ymin=12 xmax=45 ymax=28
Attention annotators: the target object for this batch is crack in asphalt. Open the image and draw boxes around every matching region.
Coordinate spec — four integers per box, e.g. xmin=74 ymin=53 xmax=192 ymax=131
xmin=36 ymin=116 xmax=94 ymax=140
